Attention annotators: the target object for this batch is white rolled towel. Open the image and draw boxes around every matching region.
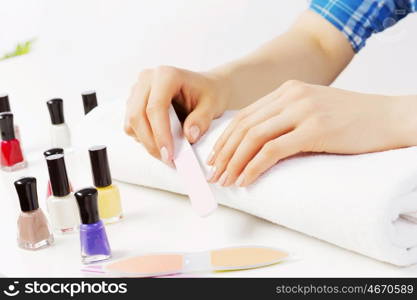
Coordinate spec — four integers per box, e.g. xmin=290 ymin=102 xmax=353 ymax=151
xmin=74 ymin=102 xmax=417 ymax=266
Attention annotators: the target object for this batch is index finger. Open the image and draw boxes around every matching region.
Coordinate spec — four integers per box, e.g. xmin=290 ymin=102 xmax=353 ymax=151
xmin=146 ymin=70 xmax=181 ymax=164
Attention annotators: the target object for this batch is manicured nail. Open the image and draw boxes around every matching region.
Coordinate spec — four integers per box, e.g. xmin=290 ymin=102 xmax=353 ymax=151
xmin=236 ymin=174 xmax=245 ymax=187
xmin=206 ymin=150 xmax=215 ymax=165
xmin=189 ymin=125 xmax=200 ymax=142
xmin=160 ymin=146 xmax=170 ymax=164
xmin=218 ymin=172 xmax=228 ymax=186
xmin=206 ymin=166 xmax=217 ymax=181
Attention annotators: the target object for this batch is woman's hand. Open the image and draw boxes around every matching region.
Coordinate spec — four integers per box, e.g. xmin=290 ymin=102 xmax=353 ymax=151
xmin=207 ymin=80 xmax=417 ymax=187
xmin=125 ymin=66 xmax=230 ymax=165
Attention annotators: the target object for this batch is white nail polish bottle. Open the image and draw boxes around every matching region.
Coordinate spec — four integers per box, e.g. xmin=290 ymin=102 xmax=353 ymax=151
xmin=46 ymin=153 xmax=80 ymax=234
xmin=47 ymin=98 xmax=71 ymax=149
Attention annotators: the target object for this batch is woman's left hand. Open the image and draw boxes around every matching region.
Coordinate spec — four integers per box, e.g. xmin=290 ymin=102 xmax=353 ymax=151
xmin=206 ymin=80 xmax=417 ymax=187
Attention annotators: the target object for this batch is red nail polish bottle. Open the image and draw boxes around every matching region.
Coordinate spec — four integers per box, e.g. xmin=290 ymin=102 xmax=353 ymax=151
xmin=0 ymin=112 xmax=26 ymax=172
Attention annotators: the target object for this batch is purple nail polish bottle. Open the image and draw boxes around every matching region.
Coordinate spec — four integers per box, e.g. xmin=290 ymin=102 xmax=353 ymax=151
xmin=75 ymin=187 xmax=111 ymax=264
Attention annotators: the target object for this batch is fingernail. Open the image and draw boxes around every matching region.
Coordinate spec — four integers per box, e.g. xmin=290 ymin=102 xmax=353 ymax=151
xmin=206 ymin=166 xmax=217 ymax=181
xmin=189 ymin=125 xmax=200 ymax=142
xmin=218 ymin=172 xmax=228 ymax=186
xmin=236 ymin=174 xmax=245 ymax=187
xmin=160 ymin=146 xmax=170 ymax=164
xmin=206 ymin=150 xmax=215 ymax=165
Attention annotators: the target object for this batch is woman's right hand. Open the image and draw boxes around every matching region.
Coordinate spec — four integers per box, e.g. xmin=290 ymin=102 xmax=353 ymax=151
xmin=124 ymin=66 xmax=230 ymax=166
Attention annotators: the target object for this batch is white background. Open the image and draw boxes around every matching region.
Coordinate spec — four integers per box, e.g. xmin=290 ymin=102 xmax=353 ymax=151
xmin=1 ymin=0 xmax=417 ymax=277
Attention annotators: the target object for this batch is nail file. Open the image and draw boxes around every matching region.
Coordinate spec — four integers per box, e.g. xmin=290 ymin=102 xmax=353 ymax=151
xmin=168 ymin=106 xmax=217 ymax=217
xmin=81 ymin=246 xmax=290 ymax=277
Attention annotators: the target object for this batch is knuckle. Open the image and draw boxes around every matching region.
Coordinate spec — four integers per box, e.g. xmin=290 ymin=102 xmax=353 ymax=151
xmin=245 ymin=164 xmax=260 ymax=178
xmin=148 ymin=147 xmax=160 ymax=158
xmin=261 ymin=141 xmax=278 ymax=157
xmin=124 ymin=124 xmax=133 ymax=135
xmin=214 ymin=153 xmax=229 ymax=167
xmin=291 ymin=83 xmax=310 ymax=97
xmin=128 ymin=114 xmax=139 ymax=127
xmin=234 ymin=123 xmax=250 ymax=137
xmin=301 ymin=96 xmax=318 ymax=111
xmin=155 ymin=65 xmax=179 ymax=78
xmin=282 ymin=79 xmax=302 ymax=90
xmin=145 ymin=103 xmax=162 ymax=115
xmin=245 ymin=127 xmax=263 ymax=142
xmin=138 ymin=68 xmax=152 ymax=80
xmin=310 ymin=112 xmax=329 ymax=130
xmin=234 ymin=110 xmax=249 ymax=123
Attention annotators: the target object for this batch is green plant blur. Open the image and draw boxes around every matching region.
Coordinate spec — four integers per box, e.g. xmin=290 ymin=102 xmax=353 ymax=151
xmin=0 ymin=39 xmax=35 ymax=61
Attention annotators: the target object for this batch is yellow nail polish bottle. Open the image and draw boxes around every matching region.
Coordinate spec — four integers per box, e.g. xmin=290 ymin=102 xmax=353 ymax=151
xmin=89 ymin=145 xmax=123 ymax=224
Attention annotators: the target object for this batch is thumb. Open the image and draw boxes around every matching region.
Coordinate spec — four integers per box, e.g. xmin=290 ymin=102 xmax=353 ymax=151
xmin=183 ymin=102 xmax=214 ymax=143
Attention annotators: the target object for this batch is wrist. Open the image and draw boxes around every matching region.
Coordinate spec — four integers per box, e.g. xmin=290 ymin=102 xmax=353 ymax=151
xmin=391 ymin=95 xmax=417 ymax=147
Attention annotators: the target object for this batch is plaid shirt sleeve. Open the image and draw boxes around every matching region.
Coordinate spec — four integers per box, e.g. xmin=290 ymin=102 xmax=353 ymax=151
xmin=309 ymin=0 xmax=417 ymax=52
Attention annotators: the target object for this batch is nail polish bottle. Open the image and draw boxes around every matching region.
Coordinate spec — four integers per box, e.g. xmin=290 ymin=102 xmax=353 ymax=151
xmin=43 ymin=148 xmax=73 ymax=198
xmin=0 ymin=112 xmax=26 ymax=172
xmin=82 ymin=91 xmax=98 ymax=115
xmin=89 ymin=146 xmax=123 ymax=224
xmin=0 ymin=94 xmax=20 ymax=140
xmin=14 ymin=177 xmax=54 ymax=250
xmin=46 ymin=153 xmax=80 ymax=234
xmin=46 ymin=98 xmax=71 ymax=148
xmin=75 ymin=187 xmax=111 ymax=264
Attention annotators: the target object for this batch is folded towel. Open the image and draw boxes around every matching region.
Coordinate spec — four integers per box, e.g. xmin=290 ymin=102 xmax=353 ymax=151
xmin=73 ymin=102 xmax=417 ymax=266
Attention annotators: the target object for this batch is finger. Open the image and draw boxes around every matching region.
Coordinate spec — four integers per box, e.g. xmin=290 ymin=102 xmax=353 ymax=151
xmin=130 ymin=85 xmax=161 ymax=158
xmin=146 ymin=68 xmax=181 ymax=164
xmin=207 ymin=107 xmax=284 ymax=183
xmin=219 ymin=111 xmax=297 ymax=186
xmin=124 ymin=85 xmax=141 ymax=138
xmin=207 ymin=90 xmax=301 ymax=183
xmin=124 ymin=70 xmax=151 ymax=136
xmin=207 ymin=80 xmax=301 ymax=165
xmin=206 ymin=92 xmax=280 ymax=166
xmin=125 ymin=73 xmax=160 ymax=158
xmin=183 ymin=99 xmax=215 ymax=143
xmin=236 ymin=129 xmax=306 ymax=187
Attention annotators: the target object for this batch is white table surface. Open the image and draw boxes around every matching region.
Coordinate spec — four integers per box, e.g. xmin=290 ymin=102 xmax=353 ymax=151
xmin=1 ymin=0 xmax=417 ymax=277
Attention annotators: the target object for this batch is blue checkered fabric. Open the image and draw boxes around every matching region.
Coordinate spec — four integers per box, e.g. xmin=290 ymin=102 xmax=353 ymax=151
xmin=309 ymin=0 xmax=417 ymax=52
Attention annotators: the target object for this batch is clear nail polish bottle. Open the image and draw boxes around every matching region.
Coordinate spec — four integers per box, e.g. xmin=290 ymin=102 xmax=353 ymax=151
xmin=82 ymin=91 xmax=98 ymax=115
xmin=89 ymin=145 xmax=123 ymax=224
xmin=46 ymin=153 xmax=80 ymax=234
xmin=0 ymin=94 xmax=20 ymax=140
xmin=43 ymin=148 xmax=73 ymax=199
xmin=0 ymin=112 xmax=26 ymax=172
xmin=46 ymin=98 xmax=71 ymax=149
xmin=75 ymin=187 xmax=111 ymax=264
xmin=14 ymin=177 xmax=54 ymax=250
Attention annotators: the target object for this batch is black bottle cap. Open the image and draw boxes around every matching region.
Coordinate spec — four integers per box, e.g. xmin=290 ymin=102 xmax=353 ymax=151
xmin=46 ymin=98 xmax=65 ymax=125
xmin=82 ymin=91 xmax=98 ymax=115
xmin=0 ymin=94 xmax=11 ymax=113
xmin=43 ymin=148 xmax=64 ymax=158
xmin=14 ymin=177 xmax=39 ymax=212
xmin=89 ymin=145 xmax=112 ymax=187
xmin=46 ymin=153 xmax=70 ymax=197
xmin=75 ymin=187 xmax=100 ymax=224
xmin=0 ymin=112 xmax=15 ymax=141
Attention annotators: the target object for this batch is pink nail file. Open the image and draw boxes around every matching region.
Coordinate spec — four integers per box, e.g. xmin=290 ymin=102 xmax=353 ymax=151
xmin=168 ymin=106 xmax=218 ymax=217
